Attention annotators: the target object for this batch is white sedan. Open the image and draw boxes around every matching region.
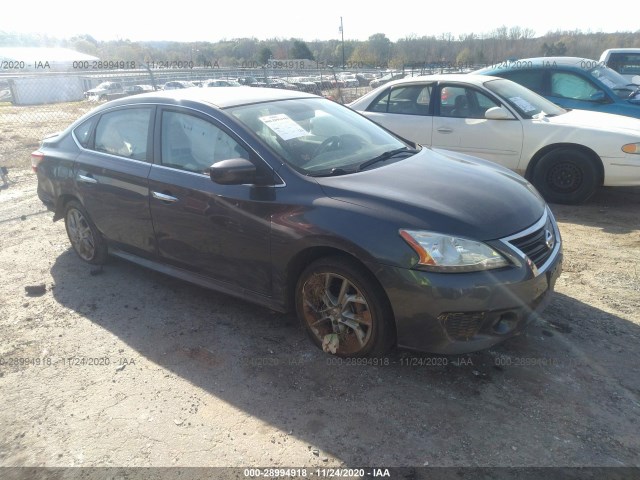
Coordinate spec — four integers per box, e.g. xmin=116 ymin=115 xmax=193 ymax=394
xmin=349 ymin=74 xmax=640 ymax=204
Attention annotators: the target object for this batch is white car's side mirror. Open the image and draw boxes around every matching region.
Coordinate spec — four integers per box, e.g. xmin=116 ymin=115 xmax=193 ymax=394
xmin=485 ymin=106 xmax=515 ymax=120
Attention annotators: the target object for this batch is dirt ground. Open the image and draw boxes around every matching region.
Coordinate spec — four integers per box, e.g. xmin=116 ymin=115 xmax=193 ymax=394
xmin=0 ymin=166 xmax=639 ymax=474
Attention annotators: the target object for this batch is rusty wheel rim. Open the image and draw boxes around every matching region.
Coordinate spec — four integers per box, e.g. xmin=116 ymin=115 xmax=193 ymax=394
xmin=301 ymin=272 xmax=373 ymax=355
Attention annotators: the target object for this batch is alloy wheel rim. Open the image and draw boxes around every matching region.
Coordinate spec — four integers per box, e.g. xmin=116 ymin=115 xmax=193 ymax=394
xmin=301 ymin=272 xmax=373 ymax=355
xmin=67 ymin=209 xmax=96 ymax=261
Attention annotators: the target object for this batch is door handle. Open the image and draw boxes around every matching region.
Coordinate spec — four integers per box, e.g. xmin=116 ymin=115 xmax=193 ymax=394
xmin=152 ymin=191 xmax=179 ymax=203
xmin=437 ymin=127 xmax=453 ymax=134
xmin=77 ymin=174 xmax=98 ymax=184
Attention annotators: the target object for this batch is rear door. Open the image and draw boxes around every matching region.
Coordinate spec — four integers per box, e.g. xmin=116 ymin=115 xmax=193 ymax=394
xmin=361 ymin=83 xmax=434 ymax=145
xmin=74 ymin=106 xmax=156 ymax=257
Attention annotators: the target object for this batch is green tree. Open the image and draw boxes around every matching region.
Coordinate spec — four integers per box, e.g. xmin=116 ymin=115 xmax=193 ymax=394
xmin=290 ymin=40 xmax=314 ymax=60
xmin=258 ymin=46 xmax=273 ymax=65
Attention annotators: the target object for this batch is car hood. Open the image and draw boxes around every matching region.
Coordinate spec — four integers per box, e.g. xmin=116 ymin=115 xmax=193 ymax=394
xmin=545 ymin=109 xmax=640 ymax=134
xmin=314 ymin=148 xmax=546 ymax=241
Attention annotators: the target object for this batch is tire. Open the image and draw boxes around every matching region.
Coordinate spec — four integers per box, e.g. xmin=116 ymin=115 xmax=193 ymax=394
xmin=531 ymin=148 xmax=600 ymax=204
xmin=64 ymin=200 xmax=108 ymax=265
xmin=295 ymin=256 xmax=394 ymax=357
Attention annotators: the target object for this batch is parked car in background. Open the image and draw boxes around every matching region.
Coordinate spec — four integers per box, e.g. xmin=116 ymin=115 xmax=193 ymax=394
xmin=124 ymin=84 xmax=155 ymax=95
xmin=32 ymin=87 xmax=561 ymax=357
xmin=475 ymin=57 xmax=640 ymax=119
xmin=339 ymin=74 xmax=359 ymax=88
xmin=203 ymin=79 xmax=242 ymax=87
xmin=349 ymin=74 xmax=640 ymax=204
xmin=265 ymin=77 xmax=299 ymax=90
xmin=288 ymin=77 xmax=322 ymax=94
xmin=599 ymin=48 xmax=640 ymax=83
xmin=369 ymin=72 xmax=406 ymax=88
xmin=162 ymin=80 xmax=197 ymax=90
xmin=237 ymin=76 xmax=266 ymax=87
xmin=84 ymin=81 xmax=124 ymax=100
xmin=356 ymin=73 xmax=375 ymax=86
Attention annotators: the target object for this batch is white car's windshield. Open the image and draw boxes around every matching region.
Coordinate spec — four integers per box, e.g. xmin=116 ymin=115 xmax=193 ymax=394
xmin=484 ymin=78 xmax=566 ymax=119
xmin=229 ymin=98 xmax=414 ymax=176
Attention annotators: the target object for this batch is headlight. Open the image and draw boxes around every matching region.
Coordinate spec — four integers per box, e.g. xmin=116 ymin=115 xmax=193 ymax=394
xmin=622 ymin=143 xmax=640 ymax=154
xmin=399 ymin=230 xmax=509 ymax=272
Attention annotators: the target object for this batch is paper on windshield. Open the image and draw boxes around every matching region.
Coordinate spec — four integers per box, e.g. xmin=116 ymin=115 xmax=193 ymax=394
xmin=259 ymin=114 xmax=308 ymax=140
xmin=600 ymin=78 xmax=617 ymax=89
xmin=509 ymin=96 xmax=537 ymax=113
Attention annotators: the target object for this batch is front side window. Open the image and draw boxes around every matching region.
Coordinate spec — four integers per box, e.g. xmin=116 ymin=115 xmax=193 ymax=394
xmin=161 ymin=111 xmax=249 ymax=174
xmin=550 ymin=72 xmax=600 ymax=100
xmin=439 ymin=85 xmax=500 ymax=119
xmin=94 ymin=108 xmax=152 ymax=160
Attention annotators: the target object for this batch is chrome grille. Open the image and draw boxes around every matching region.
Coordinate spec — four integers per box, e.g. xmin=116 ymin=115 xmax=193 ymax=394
xmin=503 ymin=211 xmax=558 ymax=271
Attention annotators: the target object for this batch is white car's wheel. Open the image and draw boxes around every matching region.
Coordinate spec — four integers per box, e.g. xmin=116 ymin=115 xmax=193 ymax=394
xmin=532 ymin=148 xmax=600 ymax=204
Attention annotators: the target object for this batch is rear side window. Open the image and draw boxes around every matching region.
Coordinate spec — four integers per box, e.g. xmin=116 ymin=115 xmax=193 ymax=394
xmin=94 ymin=108 xmax=152 ymax=161
xmin=73 ymin=117 xmax=97 ymax=148
xmin=607 ymin=52 xmax=640 ymax=76
xmin=367 ymin=85 xmax=432 ymax=115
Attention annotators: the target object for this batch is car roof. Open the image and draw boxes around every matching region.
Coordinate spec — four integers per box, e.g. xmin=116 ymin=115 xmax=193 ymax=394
xmin=373 ymin=74 xmax=503 ymax=89
xmin=106 ymin=86 xmax=318 ymax=109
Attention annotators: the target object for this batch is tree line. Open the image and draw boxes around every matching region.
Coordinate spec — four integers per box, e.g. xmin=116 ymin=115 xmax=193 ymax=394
xmin=2 ymin=28 xmax=640 ymax=69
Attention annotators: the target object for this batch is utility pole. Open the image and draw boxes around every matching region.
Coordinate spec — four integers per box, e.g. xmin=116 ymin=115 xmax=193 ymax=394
xmin=340 ymin=17 xmax=345 ymax=70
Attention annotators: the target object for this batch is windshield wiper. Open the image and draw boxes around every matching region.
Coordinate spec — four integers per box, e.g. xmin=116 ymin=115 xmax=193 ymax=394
xmin=308 ymin=167 xmax=354 ymax=177
xmin=357 ymin=147 xmax=419 ymax=171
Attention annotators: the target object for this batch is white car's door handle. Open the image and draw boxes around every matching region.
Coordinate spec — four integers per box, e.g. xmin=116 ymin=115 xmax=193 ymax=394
xmin=152 ymin=191 xmax=179 ymax=203
xmin=77 ymin=174 xmax=98 ymax=184
xmin=437 ymin=127 xmax=453 ymax=134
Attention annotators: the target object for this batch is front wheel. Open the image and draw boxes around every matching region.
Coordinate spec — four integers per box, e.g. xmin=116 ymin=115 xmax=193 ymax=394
xmin=295 ymin=257 xmax=394 ymax=357
xmin=64 ymin=200 xmax=108 ymax=265
xmin=531 ymin=148 xmax=600 ymax=204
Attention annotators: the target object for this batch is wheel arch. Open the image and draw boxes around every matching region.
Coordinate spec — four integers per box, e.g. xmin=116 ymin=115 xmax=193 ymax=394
xmin=53 ymin=194 xmax=82 ymax=221
xmin=524 ymin=143 xmax=604 ymax=186
xmin=284 ymin=246 xmax=397 ymax=338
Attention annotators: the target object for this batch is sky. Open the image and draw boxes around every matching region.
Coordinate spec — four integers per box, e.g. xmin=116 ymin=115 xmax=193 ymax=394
xmin=2 ymin=0 xmax=637 ymax=42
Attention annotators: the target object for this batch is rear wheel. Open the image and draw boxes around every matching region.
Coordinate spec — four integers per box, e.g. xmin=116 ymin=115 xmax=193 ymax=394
xmin=532 ymin=148 xmax=599 ymax=204
xmin=64 ymin=200 xmax=108 ymax=265
xmin=295 ymin=256 xmax=394 ymax=357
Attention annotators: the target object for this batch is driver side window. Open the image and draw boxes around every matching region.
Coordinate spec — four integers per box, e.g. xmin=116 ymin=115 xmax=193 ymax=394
xmin=161 ymin=111 xmax=249 ymax=174
xmin=550 ymin=73 xmax=600 ymax=100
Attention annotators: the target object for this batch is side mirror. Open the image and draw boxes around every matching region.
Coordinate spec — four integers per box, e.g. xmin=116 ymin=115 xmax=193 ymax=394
xmin=210 ymin=158 xmax=270 ymax=186
xmin=589 ymin=91 xmax=607 ymax=103
xmin=485 ymin=106 xmax=515 ymax=120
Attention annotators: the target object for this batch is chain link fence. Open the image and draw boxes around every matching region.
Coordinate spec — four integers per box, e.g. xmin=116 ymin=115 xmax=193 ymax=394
xmin=0 ymin=66 xmax=393 ymax=169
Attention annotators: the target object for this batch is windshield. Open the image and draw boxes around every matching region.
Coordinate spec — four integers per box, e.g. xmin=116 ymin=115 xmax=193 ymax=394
xmin=589 ymin=66 xmax=636 ymax=98
xmin=484 ymin=78 xmax=566 ymax=119
xmin=229 ymin=98 xmax=411 ymax=176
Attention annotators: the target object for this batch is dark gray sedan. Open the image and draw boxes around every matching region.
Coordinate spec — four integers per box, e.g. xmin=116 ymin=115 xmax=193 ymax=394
xmin=32 ymin=87 xmax=562 ymax=356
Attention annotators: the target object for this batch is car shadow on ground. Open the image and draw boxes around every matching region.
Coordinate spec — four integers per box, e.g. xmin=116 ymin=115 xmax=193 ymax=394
xmin=48 ymin=250 xmax=640 ymax=467
xmin=550 ymin=185 xmax=640 ymax=234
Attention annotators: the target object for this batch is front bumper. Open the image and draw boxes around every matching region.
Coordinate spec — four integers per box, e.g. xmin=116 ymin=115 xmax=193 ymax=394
xmin=376 ymin=210 xmax=563 ymax=354
xmin=378 ymin=250 xmax=562 ymax=354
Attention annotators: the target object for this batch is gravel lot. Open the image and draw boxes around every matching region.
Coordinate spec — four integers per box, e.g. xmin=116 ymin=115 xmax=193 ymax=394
xmin=0 ymin=162 xmax=639 ymax=474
